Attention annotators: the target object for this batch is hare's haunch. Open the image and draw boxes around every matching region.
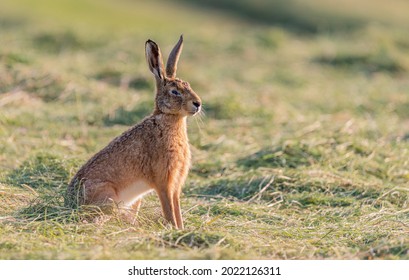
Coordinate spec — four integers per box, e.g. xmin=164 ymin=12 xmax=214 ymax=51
xmin=66 ymin=36 xmax=201 ymax=229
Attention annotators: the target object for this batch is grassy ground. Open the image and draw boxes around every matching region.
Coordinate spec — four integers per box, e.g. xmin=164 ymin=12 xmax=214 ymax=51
xmin=0 ymin=0 xmax=408 ymax=259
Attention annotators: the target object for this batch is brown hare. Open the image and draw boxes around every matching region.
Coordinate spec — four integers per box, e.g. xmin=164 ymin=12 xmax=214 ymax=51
xmin=66 ymin=35 xmax=201 ymax=229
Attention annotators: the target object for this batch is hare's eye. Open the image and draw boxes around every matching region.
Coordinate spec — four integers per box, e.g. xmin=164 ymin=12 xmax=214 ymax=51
xmin=171 ymin=89 xmax=181 ymax=96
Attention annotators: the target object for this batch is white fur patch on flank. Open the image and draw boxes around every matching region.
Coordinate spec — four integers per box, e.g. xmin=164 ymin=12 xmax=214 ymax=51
xmin=117 ymin=180 xmax=152 ymax=208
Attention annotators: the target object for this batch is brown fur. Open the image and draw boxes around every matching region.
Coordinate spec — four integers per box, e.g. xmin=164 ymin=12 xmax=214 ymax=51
xmin=66 ymin=35 xmax=201 ymax=229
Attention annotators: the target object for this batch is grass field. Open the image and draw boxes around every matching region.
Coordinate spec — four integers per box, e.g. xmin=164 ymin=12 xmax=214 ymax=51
xmin=0 ymin=0 xmax=408 ymax=259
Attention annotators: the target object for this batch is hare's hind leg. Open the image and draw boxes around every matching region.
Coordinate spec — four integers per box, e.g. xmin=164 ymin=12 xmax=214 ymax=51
xmin=85 ymin=181 xmax=119 ymax=207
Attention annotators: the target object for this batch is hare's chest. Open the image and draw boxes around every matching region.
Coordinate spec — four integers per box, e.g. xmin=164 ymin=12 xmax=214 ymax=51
xmin=169 ymin=138 xmax=190 ymax=164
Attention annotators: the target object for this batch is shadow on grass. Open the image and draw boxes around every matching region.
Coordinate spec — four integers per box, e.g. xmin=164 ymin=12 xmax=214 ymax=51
xmin=175 ymin=0 xmax=364 ymax=34
xmin=0 ymin=68 xmax=65 ymax=102
xmin=103 ymin=100 xmax=153 ymax=126
xmin=32 ymin=31 xmax=102 ymax=54
xmin=0 ymin=17 xmax=27 ymax=30
xmin=204 ymin=97 xmax=243 ymax=120
xmin=203 ymin=94 xmax=274 ymax=120
xmin=186 ymin=176 xmax=276 ymax=201
xmin=365 ymin=243 xmax=409 ymax=259
xmin=186 ymin=170 xmax=407 ymax=208
xmin=94 ymin=68 xmax=152 ymax=91
xmin=237 ymin=142 xmax=322 ymax=169
xmin=314 ymin=50 xmax=406 ymax=74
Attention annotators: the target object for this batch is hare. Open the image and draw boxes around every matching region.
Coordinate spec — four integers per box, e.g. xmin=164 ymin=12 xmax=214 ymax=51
xmin=66 ymin=35 xmax=201 ymax=229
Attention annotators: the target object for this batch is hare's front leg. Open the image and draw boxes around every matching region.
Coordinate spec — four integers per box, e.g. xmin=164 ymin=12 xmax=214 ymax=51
xmin=157 ymin=188 xmax=183 ymax=229
xmin=173 ymin=188 xmax=184 ymax=229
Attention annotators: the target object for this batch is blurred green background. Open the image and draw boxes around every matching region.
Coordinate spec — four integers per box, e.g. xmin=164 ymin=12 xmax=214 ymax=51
xmin=0 ymin=0 xmax=408 ymax=259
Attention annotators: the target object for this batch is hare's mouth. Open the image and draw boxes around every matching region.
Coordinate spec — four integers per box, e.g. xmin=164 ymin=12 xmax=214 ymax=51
xmin=188 ymin=111 xmax=198 ymax=116
xmin=188 ymin=107 xmax=201 ymax=116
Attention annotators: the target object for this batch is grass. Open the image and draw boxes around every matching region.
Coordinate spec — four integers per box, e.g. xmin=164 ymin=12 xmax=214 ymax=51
xmin=0 ymin=0 xmax=408 ymax=259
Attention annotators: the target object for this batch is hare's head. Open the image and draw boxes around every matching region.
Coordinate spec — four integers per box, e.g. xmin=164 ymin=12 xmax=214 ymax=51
xmin=145 ymin=36 xmax=201 ymax=117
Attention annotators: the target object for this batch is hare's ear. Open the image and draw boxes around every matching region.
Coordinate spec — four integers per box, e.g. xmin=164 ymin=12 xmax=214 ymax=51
xmin=166 ymin=35 xmax=183 ymax=79
xmin=145 ymin=39 xmax=165 ymax=81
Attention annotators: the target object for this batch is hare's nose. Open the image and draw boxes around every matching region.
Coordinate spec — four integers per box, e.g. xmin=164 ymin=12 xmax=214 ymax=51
xmin=193 ymin=101 xmax=201 ymax=109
